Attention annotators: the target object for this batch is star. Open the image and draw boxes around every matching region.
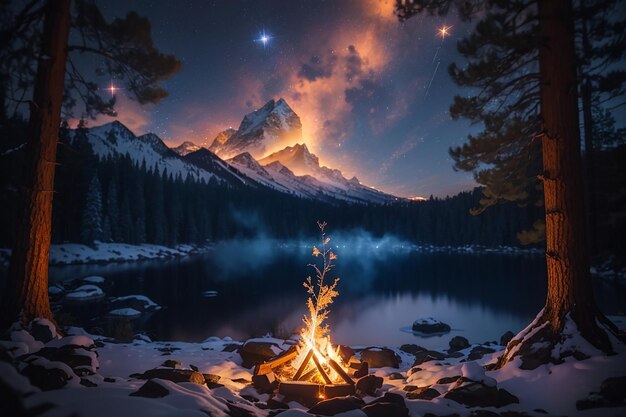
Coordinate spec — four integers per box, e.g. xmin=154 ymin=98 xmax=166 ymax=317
xmin=255 ymin=30 xmax=272 ymax=48
xmin=106 ymin=81 xmax=120 ymax=97
xmin=438 ymin=25 xmax=452 ymax=39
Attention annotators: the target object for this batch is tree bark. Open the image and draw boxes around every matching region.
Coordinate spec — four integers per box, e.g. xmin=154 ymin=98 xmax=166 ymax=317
xmin=0 ymin=0 xmax=70 ymax=330
xmin=497 ymin=0 xmax=614 ymax=368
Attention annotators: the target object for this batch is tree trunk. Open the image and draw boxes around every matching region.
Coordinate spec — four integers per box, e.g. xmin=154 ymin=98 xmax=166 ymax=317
xmin=0 ymin=0 xmax=70 ymax=330
xmin=497 ymin=0 xmax=615 ymax=369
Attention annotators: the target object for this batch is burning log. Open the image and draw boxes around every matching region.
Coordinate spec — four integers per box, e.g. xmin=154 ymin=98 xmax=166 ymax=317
xmin=253 ymin=345 xmax=298 ymax=376
xmin=278 ymin=381 xmax=356 ymax=399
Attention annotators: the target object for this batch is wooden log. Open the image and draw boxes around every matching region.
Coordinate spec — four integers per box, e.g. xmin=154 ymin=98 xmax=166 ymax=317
xmin=323 ymin=383 xmax=356 ymax=398
xmin=278 ymin=381 xmax=322 ymax=398
xmin=312 ymin=352 xmax=332 ymax=384
xmin=293 ymin=348 xmax=313 ymax=380
xmin=327 ymin=358 xmax=354 ymax=385
xmin=299 ymin=367 xmax=318 ymax=382
xmin=254 ymin=345 xmax=298 ymax=376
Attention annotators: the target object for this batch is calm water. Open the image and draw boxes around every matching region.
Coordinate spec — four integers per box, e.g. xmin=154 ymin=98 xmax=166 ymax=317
xmin=33 ymin=237 xmax=624 ymax=350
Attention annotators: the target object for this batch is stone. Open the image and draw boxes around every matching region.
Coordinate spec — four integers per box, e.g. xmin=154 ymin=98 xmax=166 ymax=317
xmin=27 ymin=346 xmax=97 ymax=371
xmin=130 ymin=379 xmax=170 ymax=398
xmin=437 ymin=375 xmax=461 ymax=384
xmin=354 ymin=361 xmax=369 ymax=378
xmin=412 ymin=350 xmax=447 ymax=366
xmin=239 ymin=341 xmax=282 ymax=368
xmin=499 ymin=331 xmax=515 ymax=346
xmin=356 ymin=374 xmax=383 ymax=396
xmin=337 ymin=345 xmax=355 ymax=363
xmin=252 ymin=372 xmax=277 ymax=393
xmin=130 ymin=368 xmax=220 ymax=385
xmin=161 ymin=359 xmax=181 ymax=369
xmin=360 ymin=347 xmax=400 ymax=368
xmin=600 ymin=376 xmax=626 ymax=402
xmin=308 ymin=396 xmax=364 ymax=416
xmin=445 ymin=382 xmax=519 ymax=408
xmin=469 ymin=411 xmax=501 ymax=417
xmin=265 ymin=398 xmax=289 ymax=409
xmin=222 ymin=343 xmax=242 ymax=352
xmin=399 ymin=344 xmax=427 ymax=355
xmin=226 ymin=403 xmax=257 ymax=417
xmin=412 ymin=318 xmax=451 ymax=334
xmin=30 ymin=320 xmax=55 ymax=343
xmin=22 ymin=362 xmax=73 ymax=391
xmin=368 ymin=392 xmax=406 ymax=407
xmin=449 ymin=336 xmax=470 ymax=352
xmin=406 ymin=386 xmax=440 ymax=400
xmin=468 ymin=346 xmax=496 ymax=361
xmin=361 ymin=402 xmax=409 ymax=417
xmin=388 ymin=372 xmax=404 ymax=380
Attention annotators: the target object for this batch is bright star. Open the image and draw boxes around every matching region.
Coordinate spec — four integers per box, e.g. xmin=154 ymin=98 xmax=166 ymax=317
xmin=255 ymin=30 xmax=272 ymax=48
xmin=438 ymin=25 xmax=452 ymax=39
xmin=106 ymin=81 xmax=120 ymax=97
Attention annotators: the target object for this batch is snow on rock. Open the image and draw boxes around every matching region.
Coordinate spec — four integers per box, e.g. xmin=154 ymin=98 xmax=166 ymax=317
xmin=46 ymin=335 xmax=95 ymax=349
xmin=108 ymin=308 xmax=142 ymax=319
xmin=64 ymin=284 xmax=105 ymax=302
xmin=82 ymin=275 xmax=106 ymax=284
xmin=110 ymin=294 xmax=161 ymax=312
xmin=411 ymin=317 xmax=451 ymax=334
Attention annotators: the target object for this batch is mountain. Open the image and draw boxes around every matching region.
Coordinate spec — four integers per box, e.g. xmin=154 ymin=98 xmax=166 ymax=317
xmin=210 ymin=98 xmax=302 ymax=159
xmin=172 ymin=141 xmax=202 ymax=156
xmin=70 ymin=121 xmax=223 ymax=184
xmin=209 ymin=128 xmax=236 ymax=153
xmin=182 ymin=148 xmax=249 ymax=187
xmin=258 ymin=143 xmax=397 ymax=204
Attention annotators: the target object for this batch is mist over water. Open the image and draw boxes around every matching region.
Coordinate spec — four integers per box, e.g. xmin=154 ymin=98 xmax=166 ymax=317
xmin=41 ymin=233 xmax=621 ymax=349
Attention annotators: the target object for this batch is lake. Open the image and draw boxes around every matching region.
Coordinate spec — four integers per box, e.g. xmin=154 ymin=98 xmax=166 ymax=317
xmin=40 ymin=236 xmax=624 ymax=350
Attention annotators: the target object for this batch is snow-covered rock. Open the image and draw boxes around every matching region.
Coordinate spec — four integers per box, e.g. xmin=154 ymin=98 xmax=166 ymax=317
xmin=171 ymin=141 xmax=202 ymax=156
xmin=64 ymin=285 xmax=105 ymax=302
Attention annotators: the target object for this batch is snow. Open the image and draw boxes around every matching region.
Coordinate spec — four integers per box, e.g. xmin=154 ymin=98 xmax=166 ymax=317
xmin=111 ymin=294 xmax=161 ymax=310
xmin=82 ymin=275 xmax=105 ymax=284
xmin=64 ymin=284 xmax=104 ymax=301
xmin=48 ymin=285 xmax=64 ymax=295
xmin=46 ymin=335 xmax=95 ymax=349
xmin=108 ymin=308 xmax=142 ymax=318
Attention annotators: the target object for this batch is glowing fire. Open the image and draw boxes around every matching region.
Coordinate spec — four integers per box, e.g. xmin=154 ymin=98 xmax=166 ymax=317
xmin=288 ymin=221 xmax=348 ymax=384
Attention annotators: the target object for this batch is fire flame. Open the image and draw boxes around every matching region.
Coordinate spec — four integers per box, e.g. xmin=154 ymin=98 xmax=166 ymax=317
xmin=290 ymin=221 xmax=346 ymax=384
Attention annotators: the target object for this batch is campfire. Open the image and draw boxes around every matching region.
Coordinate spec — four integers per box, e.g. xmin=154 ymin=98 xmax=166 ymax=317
xmin=252 ymin=222 xmax=358 ymax=399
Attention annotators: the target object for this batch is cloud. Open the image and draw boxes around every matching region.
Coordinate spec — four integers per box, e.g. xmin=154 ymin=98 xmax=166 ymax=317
xmin=298 ymin=54 xmax=337 ymax=81
xmin=68 ymin=94 xmax=152 ymax=134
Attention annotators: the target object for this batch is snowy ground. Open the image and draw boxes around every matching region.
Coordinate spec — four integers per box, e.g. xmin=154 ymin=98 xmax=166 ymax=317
xmin=0 ymin=242 xmax=210 ymax=267
xmin=2 ymin=319 xmax=625 ymax=417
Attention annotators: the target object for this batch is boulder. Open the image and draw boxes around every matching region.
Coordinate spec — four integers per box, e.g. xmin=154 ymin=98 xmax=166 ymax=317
xmin=109 ymin=294 xmax=161 ymax=312
xmin=252 ymin=372 xmax=277 ymax=393
xmin=360 ymin=347 xmax=400 ymax=368
xmin=356 ymin=374 xmax=383 ymax=396
xmin=406 ymin=386 xmax=440 ymax=400
xmin=361 ymin=402 xmax=409 ymax=417
xmin=437 ymin=375 xmax=461 ymax=384
xmin=445 ymin=382 xmax=519 ymax=408
xmin=161 ymin=359 xmax=181 ymax=369
xmin=468 ymin=346 xmax=496 ymax=361
xmin=130 ymin=379 xmax=170 ymax=398
xmin=21 ymin=360 xmax=74 ymax=391
xmin=412 ymin=350 xmax=447 ymax=366
xmin=239 ymin=341 xmax=282 ymax=368
xmin=337 ymin=345 xmax=355 ymax=363
xmin=412 ymin=318 xmax=451 ymax=334
xmin=30 ymin=319 xmax=57 ymax=343
xmin=308 ymin=396 xmax=364 ymax=416
xmin=368 ymin=392 xmax=406 ymax=407
xmin=399 ymin=344 xmax=427 ymax=355
xmin=449 ymin=336 xmax=470 ymax=352
xmin=130 ymin=368 xmax=220 ymax=385
xmin=600 ymin=376 xmax=626 ymax=402
xmin=499 ymin=331 xmax=515 ymax=346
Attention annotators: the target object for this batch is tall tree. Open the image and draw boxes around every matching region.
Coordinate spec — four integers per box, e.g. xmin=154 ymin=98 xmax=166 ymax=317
xmin=81 ymin=174 xmax=103 ymax=244
xmin=395 ymin=0 xmax=622 ymax=368
xmin=0 ymin=0 xmax=180 ymax=329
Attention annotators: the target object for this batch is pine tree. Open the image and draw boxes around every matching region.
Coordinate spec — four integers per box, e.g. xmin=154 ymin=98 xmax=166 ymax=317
xmin=395 ymin=0 xmax=622 ymax=368
xmin=81 ymin=175 xmax=104 ymax=244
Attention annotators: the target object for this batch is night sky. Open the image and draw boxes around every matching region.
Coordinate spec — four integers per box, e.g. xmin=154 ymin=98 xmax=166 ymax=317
xmin=93 ymin=0 xmax=476 ymax=198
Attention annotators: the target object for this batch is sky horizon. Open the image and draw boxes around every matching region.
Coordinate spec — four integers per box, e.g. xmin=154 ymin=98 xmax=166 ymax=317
xmin=81 ymin=0 xmax=479 ymax=198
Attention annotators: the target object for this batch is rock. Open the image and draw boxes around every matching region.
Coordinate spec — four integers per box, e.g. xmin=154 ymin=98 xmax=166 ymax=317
xmin=26 ymin=346 xmax=98 ymax=372
xmin=30 ymin=319 xmax=56 ymax=343
xmin=130 ymin=368 xmax=220 ymax=385
xmin=265 ymin=398 xmax=289 ymax=409
xmin=222 ymin=343 xmax=242 ymax=352
xmin=104 ymin=377 xmax=115 ymax=383
xmin=80 ymin=378 xmax=97 ymax=387
xmin=252 ymin=372 xmax=277 ymax=393
xmin=469 ymin=411 xmax=501 ymax=417
xmin=468 ymin=346 xmax=496 ymax=361
xmin=412 ymin=350 xmax=447 ymax=366
xmin=406 ymin=386 xmax=440 ymax=400
xmin=360 ymin=347 xmax=400 ymax=368
xmin=445 ymin=382 xmax=519 ymax=408
xmin=437 ymin=375 xmax=461 ymax=384
xmin=354 ymin=361 xmax=369 ymax=378
xmin=499 ymin=331 xmax=515 ymax=346
xmin=388 ymin=372 xmax=404 ymax=380
xmin=130 ymin=379 xmax=170 ymax=398
xmin=226 ymin=403 xmax=257 ymax=417
xmin=21 ymin=360 xmax=74 ymax=391
xmin=356 ymin=374 xmax=383 ymax=396
xmin=109 ymin=294 xmax=161 ymax=312
xmin=368 ymin=392 xmax=406 ymax=407
xmin=64 ymin=285 xmax=105 ymax=303
xmin=399 ymin=344 xmax=427 ymax=355
xmin=161 ymin=359 xmax=181 ymax=369
xmin=308 ymin=396 xmax=364 ymax=416
xmin=412 ymin=318 xmax=451 ymax=334
xmin=600 ymin=376 xmax=626 ymax=402
xmin=361 ymin=401 xmax=409 ymax=417
xmin=449 ymin=336 xmax=470 ymax=352
xmin=239 ymin=341 xmax=282 ymax=368
xmin=423 ymin=414 xmax=460 ymax=417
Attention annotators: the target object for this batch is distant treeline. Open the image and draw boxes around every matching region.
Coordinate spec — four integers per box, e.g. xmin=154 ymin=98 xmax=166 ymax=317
xmin=1 ymin=122 xmax=623 ymax=253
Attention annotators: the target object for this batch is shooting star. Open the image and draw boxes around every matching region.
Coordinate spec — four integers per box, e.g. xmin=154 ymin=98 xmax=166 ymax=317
xmin=425 ymin=60 xmax=440 ymax=98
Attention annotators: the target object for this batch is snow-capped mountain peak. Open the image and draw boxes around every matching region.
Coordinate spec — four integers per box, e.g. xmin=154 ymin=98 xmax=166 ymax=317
xmin=209 ymin=128 xmax=236 ymax=153
xmin=172 ymin=141 xmax=202 ymax=156
xmin=210 ymin=98 xmax=302 ymax=159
